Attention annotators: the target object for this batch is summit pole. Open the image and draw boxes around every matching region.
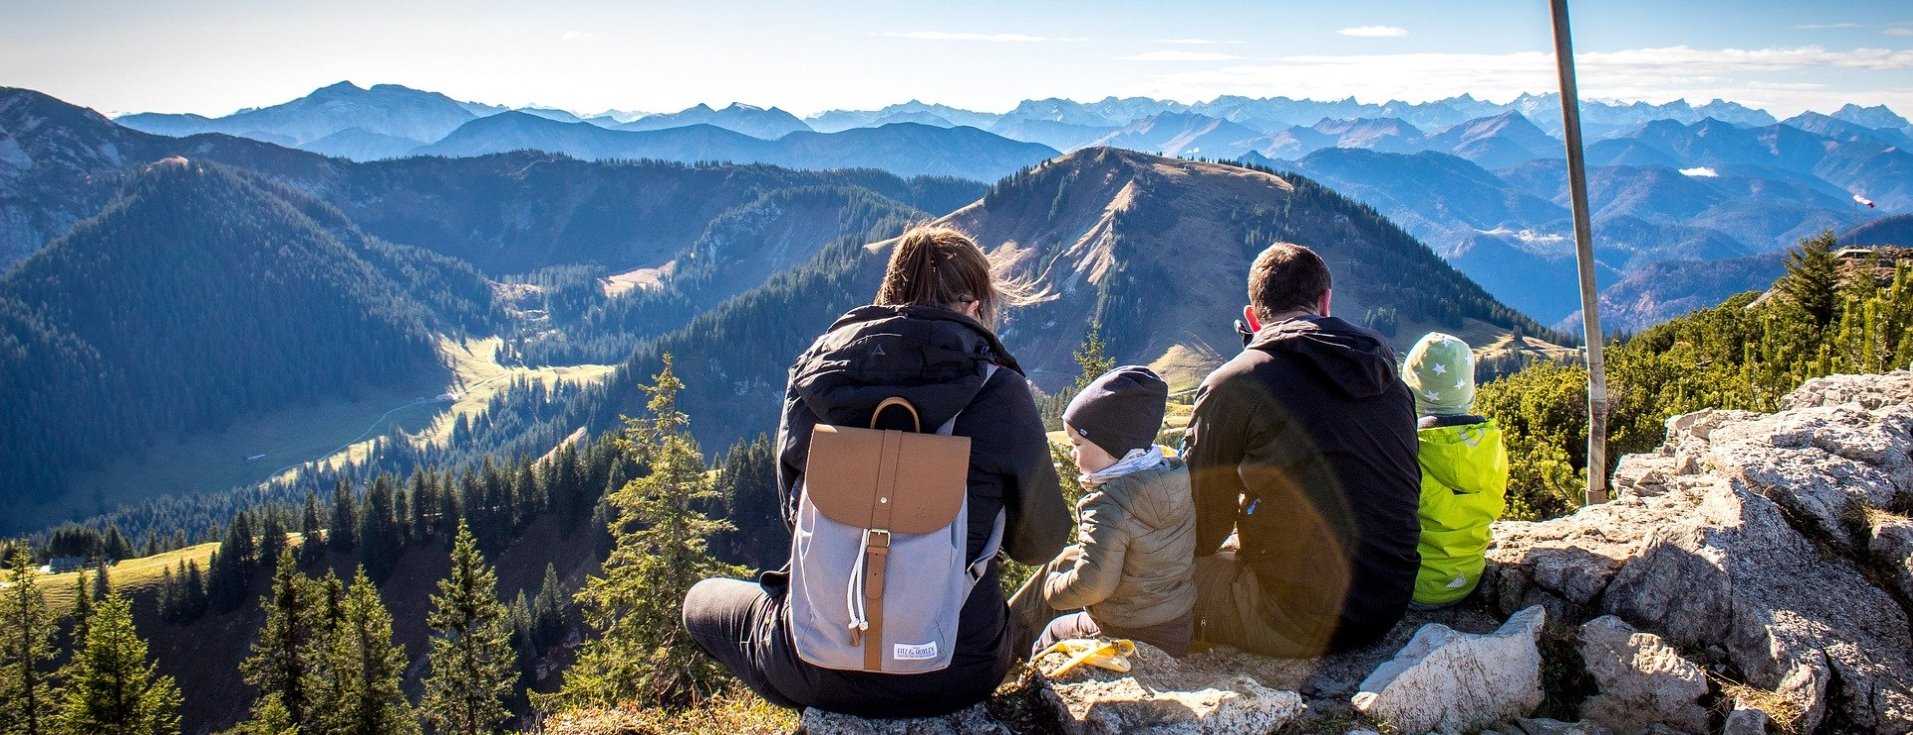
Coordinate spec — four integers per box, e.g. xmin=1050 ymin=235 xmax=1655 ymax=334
xmin=1548 ymin=0 xmax=1610 ymax=504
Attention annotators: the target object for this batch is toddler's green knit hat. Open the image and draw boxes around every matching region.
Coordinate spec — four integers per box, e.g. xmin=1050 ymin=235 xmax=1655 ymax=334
xmin=1404 ymin=332 xmax=1475 ymax=416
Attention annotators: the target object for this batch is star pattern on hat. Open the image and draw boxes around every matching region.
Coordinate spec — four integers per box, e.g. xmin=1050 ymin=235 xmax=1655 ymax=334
xmin=1455 ymin=380 xmax=1467 ymax=390
xmin=1422 ymin=390 xmax=1441 ymax=400
xmin=1431 ymin=363 xmax=1447 ymax=375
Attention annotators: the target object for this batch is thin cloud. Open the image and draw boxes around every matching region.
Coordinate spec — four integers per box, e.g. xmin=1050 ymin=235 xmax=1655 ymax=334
xmin=1127 ymin=45 xmax=1913 ymax=116
xmin=877 ymin=31 xmax=1088 ymax=43
xmin=1794 ymin=23 xmax=1863 ymax=30
xmin=1888 ymin=27 xmax=1913 ymax=37
xmin=1339 ymin=26 xmax=1408 ymax=38
xmin=1122 ymin=50 xmax=1241 ymax=62
xmin=1153 ymin=38 xmax=1244 ymax=45
xmin=561 ymin=30 xmax=591 ymax=41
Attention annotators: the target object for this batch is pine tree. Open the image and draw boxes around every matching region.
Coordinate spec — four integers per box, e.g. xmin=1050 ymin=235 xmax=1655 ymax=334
xmin=357 ymin=475 xmax=403 ymax=584
xmin=258 ymin=511 xmax=287 ymax=574
xmin=531 ymin=564 xmax=566 ymax=652
xmin=544 ymin=356 xmax=743 ymax=710
xmin=208 ymin=515 xmax=259 ymax=612
xmin=238 ymin=553 xmax=318 ymax=727
xmin=1782 ymin=230 xmax=1841 ymax=327
xmin=156 ymin=566 xmax=178 ymax=625
xmin=328 ymin=480 xmax=358 ymax=553
xmin=1071 ymin=321 xmax=1115 ymax=395
xmin=408 ymin=470 xmax=438 ymax=544
xmin=300 ymin=493 xmax=327 ymax=568
xmin=311 ymin=569 xmax=417 ymax=735
xmin=421 ymin=523 xmax=515 ymax=735
xmin=436 ymin=477 xmax=461 ymax=548
xmin=71 ymin=573 xmax=92 ymax=644
xmin=54 ymin=595 xmax=182 ymax=735
xmin=2 ymin=554 xmax=60 ymax=735
xmin=181 ymin=562 xmax=207 ymax=621
xmin=507 ymin=592 xmax=537 ymax=686
xmin=92 ymin=561 xmax=111 ymax=601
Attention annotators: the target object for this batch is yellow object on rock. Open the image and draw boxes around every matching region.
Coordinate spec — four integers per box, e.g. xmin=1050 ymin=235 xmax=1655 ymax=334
xmin=1035 ymin=638 xmax=1138 ymax=678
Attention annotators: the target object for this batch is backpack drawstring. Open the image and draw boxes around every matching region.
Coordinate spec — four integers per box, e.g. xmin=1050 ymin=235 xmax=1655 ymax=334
xmin=846 ymin=529 xmax=872 ymax=643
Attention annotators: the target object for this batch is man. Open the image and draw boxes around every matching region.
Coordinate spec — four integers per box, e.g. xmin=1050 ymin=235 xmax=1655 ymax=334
xmin=1182 ymin=242 xmax=1420 ymax=657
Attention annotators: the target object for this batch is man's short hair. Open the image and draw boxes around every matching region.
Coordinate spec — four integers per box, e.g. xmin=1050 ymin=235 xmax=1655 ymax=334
xmin=1248 ymin=242 xmax=1332 ymax=322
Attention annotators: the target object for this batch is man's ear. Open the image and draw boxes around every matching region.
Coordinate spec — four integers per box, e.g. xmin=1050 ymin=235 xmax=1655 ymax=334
xmin=1318 ymin=289 xmax=1333 ymax=318
xmin=1242 ymin=305 xmax=1261 ymax=332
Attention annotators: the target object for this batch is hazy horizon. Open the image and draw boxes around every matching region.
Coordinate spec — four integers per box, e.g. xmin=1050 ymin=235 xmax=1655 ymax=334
xmin=5 ymin=0 xmax=1911 ymax=119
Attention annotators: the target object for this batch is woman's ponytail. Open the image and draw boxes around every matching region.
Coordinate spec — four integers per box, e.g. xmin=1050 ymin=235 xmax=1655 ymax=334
xmin=876 ymin=225 xmax=1026 ymax=329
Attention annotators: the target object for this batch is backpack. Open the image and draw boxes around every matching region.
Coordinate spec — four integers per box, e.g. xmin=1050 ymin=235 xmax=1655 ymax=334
xmin=788 ymin=366 xmax=1004 ymax=673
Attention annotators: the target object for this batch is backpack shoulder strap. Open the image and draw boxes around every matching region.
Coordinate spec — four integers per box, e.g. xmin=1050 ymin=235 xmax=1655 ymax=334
xmin=935 ymin=362 xmax=1001 ymax=436
xmin=944 ymin=361 xmax=1006 ymax=583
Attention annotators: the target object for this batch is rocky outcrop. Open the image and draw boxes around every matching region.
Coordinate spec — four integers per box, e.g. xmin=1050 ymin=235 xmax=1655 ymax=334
xmin=1037 ymin=642 xmax=1304 ymax=735
xmin=800 ymin=704 xmax=1007 ymax=735
xmin=1487 ymin=371 xmax=1913 ymax=733
xmin=1351 ymin=605 xmax=1547 ymax=734
xmin=1575 ymin=616 xmax=1709 ymax=734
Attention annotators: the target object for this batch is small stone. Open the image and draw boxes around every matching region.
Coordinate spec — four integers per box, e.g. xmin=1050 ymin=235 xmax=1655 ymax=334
xmin=1577 ymin=616 xmax=1709 ymax=734
xmin=799 ymin=702 xmax=1007 ymax=735
xmin=1613 ymin=454 xmax=1679 ymax=497
xmin=1721 ymin=707 xmax=1770 ymax=735
xmin=1513 ymin=718 xmax=1614 ymax=735
xmin=1870 ymin=514 xmax=1913 ymax=601
xmin=1351 ymin=605 xmax=1545 ymax=735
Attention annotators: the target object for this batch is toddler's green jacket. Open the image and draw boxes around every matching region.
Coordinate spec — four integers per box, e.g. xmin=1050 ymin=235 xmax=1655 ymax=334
xmin=1413 ymin=418 xmax=1508 ymax=605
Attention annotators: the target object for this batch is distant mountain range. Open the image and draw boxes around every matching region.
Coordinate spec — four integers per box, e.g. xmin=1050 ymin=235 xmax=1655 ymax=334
xmin=414 ymin=112 xmax=1056 ymax=181
xmin=1261 ymin=107 xmax=1908 ymax=324
xmin=574 ymin=148 xmax=1553 ymax=460
xmin=32 ymin=81 xmax=1913 ymax=329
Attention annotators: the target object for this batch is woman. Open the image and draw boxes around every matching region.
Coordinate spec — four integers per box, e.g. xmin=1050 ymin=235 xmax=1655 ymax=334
xmin=680 ymin=225 xmax=1069 ymax=718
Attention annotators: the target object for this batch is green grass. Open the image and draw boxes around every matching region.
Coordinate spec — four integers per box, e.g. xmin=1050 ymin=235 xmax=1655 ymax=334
xmin=38 ymin=542 xmax=220 ymax=615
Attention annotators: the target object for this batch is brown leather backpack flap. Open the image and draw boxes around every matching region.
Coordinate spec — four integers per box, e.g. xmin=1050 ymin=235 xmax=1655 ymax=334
xmin=806 ymin=424 xmax=969 ymax=534
xmin=886 ymin=432 xmax=970 ymax=533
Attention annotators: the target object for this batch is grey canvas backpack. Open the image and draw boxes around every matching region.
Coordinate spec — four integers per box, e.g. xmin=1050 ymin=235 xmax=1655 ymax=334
xmin=788 ymin=366 xmax=1004 ymax=673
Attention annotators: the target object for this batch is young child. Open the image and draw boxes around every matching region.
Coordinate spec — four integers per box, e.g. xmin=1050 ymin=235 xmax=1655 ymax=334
xmin=1009 ymin=366 xmax=1197 ymax=657
xmin=1402 ymin=333 xmax=1509 ymax=608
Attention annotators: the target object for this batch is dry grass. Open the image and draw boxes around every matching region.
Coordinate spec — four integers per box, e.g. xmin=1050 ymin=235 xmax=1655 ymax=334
xmin=1717 ymin=678 xmax=1806 ymax=734
xmin=543 ymin=691 xmax=797 ymax=735
xmin=36 ymin=541 xmax=220 ymax=615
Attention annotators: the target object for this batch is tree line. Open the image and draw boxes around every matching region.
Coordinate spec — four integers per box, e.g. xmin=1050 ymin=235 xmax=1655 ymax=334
xmin=1479 ymin=232 xmax=1913 ymax=519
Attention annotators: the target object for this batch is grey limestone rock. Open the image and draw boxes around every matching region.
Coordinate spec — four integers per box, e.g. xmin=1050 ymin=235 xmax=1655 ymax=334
xmin=1575 ymin=616 xmax=1709 ymax=734
xmin=799 ymin=703 xmax=1008 ymax=735
xmin=1037 ymin=641 xmax=1306 ymax=735
xmin=1350 ymin=606 xmax=1546 ymax=735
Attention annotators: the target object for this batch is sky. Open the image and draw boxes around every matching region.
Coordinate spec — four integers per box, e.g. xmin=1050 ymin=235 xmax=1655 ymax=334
xmin=3 ymin=0 xmax=1911 ymax=118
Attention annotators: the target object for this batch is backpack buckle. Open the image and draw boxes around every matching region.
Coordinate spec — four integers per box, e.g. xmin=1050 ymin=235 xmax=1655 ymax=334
xmin=863 ymin=529 xmax=891 ymax=548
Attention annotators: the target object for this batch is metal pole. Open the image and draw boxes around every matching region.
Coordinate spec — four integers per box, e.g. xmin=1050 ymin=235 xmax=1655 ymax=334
xmin=1549 ymin=0 xmax=1610 ymax=505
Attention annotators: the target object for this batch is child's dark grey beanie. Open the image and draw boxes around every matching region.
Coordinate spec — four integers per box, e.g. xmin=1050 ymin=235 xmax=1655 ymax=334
xmin=1063 ymin=365 xmax=1168 ymax=457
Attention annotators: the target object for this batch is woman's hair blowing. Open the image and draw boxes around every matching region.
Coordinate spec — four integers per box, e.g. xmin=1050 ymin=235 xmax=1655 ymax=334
xmin=876 ymin=225 xmax=1023 ymax=329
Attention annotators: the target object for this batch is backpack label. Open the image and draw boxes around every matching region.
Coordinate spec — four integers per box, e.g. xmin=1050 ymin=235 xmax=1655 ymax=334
xmin=894 ymin=642 xmax=938 ymax=660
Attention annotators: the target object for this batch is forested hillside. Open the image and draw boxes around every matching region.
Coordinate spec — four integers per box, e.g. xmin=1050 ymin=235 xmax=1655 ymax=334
xmin=0 ymin=160 xmax=456 ymax=517
xmin=0 ymin=88 xmax=989 ymax=531
xmin=527 ymin=148 xmax=1563 ymax=469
